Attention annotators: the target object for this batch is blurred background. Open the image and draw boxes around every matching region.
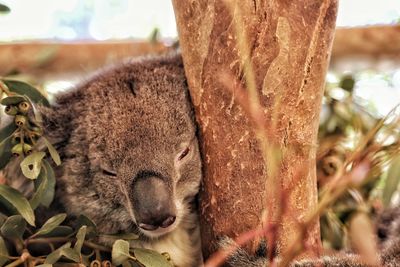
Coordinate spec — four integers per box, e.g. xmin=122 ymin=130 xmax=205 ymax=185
xmin=0 ymin=0 xmax=400 ymax=251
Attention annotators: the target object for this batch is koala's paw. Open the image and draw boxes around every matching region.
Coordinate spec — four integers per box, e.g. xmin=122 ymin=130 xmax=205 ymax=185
xmin=218 ymin=237 xmax=268 ymax=267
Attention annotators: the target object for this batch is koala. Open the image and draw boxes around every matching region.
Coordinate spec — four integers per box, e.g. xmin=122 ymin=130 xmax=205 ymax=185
xmin=15 ymin=54 xmax=203 ymax=267
xmin=223 ymin=205 xmax=400 ymax=267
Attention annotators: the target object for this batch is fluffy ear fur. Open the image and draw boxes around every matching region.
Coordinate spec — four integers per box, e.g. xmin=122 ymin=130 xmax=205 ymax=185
xmin=222 ymin=205 xmax=400 ymax=267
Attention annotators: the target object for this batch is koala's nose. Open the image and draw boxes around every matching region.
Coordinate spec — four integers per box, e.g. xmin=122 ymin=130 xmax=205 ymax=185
xmin=131 ymin=171 xmax=177 ymax=231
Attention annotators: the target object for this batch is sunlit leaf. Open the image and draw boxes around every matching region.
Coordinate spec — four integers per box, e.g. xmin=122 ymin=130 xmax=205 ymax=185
xmin=38 ymin=225 xmax=74 ymax=238
xmin=35 ymin=213 xmax=67 ymax=237
xmin=0 ymin=215 xmax=26 ymax=240
xmin=20 ymin=152 xmax=45 ymax=179
xmin=112 ymin=240 xmax=131 ymax=266
xmin=339 ymin=74 xmax=355 ymax=92
xmin=0 ymin=236 xmax=9 ymax=266
xmin=133 ymin=248 xmax=173 ymax=267
xmin=76 ymin=214 xmax=97 ymax=238
xmin=2 ymin=80 xmax=50 ymax=106
xmin=74 ymin=226 xmax=86 ymax=253
xmin=60 ymin=248 xmax=80 ymax=262
xmin=39 ymin=160 xmax=56 ymax=207
xmin=43 ymin=137 xmax=61 ymax=166
xmin=0 ymin=96 xmax=25 ymax=106
xmin=0 ymin=185 xmax=35 ymax=226
xmin=29 ymin=166 xmax=48 ymax=209
xmin=0 ymin=4 xmax=10 ymax=13
xmin=383 ymin=156 xmax=400 ymax=207
xmin=44 ymin=242 xmax=71 ymax=264
xmin=0 ymin=136 xmax=12 ymax=170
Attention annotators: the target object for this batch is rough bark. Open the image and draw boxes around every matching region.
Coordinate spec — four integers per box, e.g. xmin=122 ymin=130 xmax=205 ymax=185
xmin=172 ymin=0 xmax=337 ymax=260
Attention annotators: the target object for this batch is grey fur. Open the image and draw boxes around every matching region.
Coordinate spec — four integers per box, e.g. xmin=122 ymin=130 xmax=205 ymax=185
xmin=9 ymin=54 xmax=203 ymax=267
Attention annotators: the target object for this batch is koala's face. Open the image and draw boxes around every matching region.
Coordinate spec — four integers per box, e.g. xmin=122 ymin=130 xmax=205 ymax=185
xmin=63 ymin=58 xmax=202 ymax=238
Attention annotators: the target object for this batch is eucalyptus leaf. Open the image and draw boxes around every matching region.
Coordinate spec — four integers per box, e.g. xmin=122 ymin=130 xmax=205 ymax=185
xmin=44 ymin=242 xmax=71 ymax=264
xmin=43 ymin=137 xmax=61 ymax=166
xmin=102 ymin=233 xmax=139 ymax=240
xmin=0 ymin=136 xmax=12 ymax=170
xmin=0 ymin=123 xmax=17 ymax=143
xmin=0 ymin=4 xmax=10 ymax=13
xmin=76 ymin=214 xmax=97 ymax=238
xmin=0 ymin=215 xmax=26 ymax=240
xmin=383 ymin=155 xmax=400 ymax=207
xmin=112 ymin=240 xmax=131 ymax=266
xmin=0 ymin=236 xmax=9 ymax=267
xmin=2 ymin=80 xmax=50 ymax=107
xmin=37 ymin=226 xmax=73 ymax=238
xmin=40 ymin=160 xmax=56 ymax=207
xmin=0 ymin=184 xmax=35 ymax=226
xmin=29 ymin=166 xmax=49 ymax=209
xmin=133 ymin=248 xmax=173 ymax=267
xmin=20 ymin=151 xmax=45 ymax=179
xmin=0 ymin=96 xmax=25 ymax=106
xmin=60 ymin=248 xmax=80 ymax=262
xmin=35 ymin=213 xmax=67 ymax=236
xmin=74 ymin=226 xmax=86 ymax=253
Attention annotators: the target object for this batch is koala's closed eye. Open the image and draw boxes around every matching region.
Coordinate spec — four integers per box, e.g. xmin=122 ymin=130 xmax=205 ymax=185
xmin=178 ymin=147 xmax=190 ymax=161
xmin=101 ymin=168 xmax=117 ymax=177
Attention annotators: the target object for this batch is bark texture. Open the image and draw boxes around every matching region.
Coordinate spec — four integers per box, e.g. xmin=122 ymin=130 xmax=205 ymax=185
xmin=172 ymin=0 xmax=338 ymax=259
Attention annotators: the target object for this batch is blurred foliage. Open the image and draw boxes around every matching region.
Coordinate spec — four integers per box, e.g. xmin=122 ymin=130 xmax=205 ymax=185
xmin=318 ymin=74 xmax=400 ymax=250
xmin=0 ymin=80 xmax=173 ymax=266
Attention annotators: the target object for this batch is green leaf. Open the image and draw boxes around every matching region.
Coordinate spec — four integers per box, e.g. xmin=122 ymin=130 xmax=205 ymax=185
xmin=60 ymin=248 xmax=80 ymax=263
xmin=35 ymin=214 xmax=67 ymax=236
xmin=0 ymin=136 xmax=12 ymax=170
xmin=0 ymin=215 xmax=26 ymax=240
xmin=29 ymin=166 xmax=49 ymax=209
xmin=133 ymin=248 xmax=173 ymax=267
xmin=0 ymin=236 xmax=9 ymax=266
xmin=43 ymin=137 xmax=61 ymax=166
xmin=76 ymin=214 xmax=97 ymax=238
xmin=74 ymin=226 xmax=86 ymax=253
xmin=39 ymin=160 xmax=56 ymax=207
xmin=383 ymin=156 xmax=400 ymax=207
xmin=0 ymin=123 xmax=16 ymax=143
xmin=44 ymin=242 xmax=71 ymax=264
xmin=37 ymin=226 xmax=73 ymax=238
xmin=0 ymin=96 xmax=25 ymax=106
xmin=0 ymin=4 xmax=10 ymax=13
xmin=0 ymin=185 xmax=35 ymax=226
xmin=112 ymin=240 xmax=131 ymax=266
xmin=2 ymin=80 xmax=50 ymax=107
xmin=102 ymin=232 xmax=139 ymax=240
xmin=20 ymin=152 xmax=45 ymax=179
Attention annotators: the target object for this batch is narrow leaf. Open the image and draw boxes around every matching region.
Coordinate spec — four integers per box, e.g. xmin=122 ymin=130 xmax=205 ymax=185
xmin=44 ymin=242 xmax=71 ymax=264
xmin=0 ymin=236 xmax=9 ymax=266
xmin=76 ymin=214 xmax=97 ymax=238
xmin=0 ymin=4 xmax=10 ymax=13
xmin=2 ymin=80 xmax=50 ymax=106
xmin=0 ymin=185 xmax=35 ymax=226
xmin=35 ymin=214 xmax=67 ymax=236
xmin=133 ymin=248 xmax=173 ymax=267
xmin=20 ymin=152 xmax=45 ymax=179
xmin=74 ymin=226 xmax=86 ymax=253
xmin=0 ymin=215 xmax=26 ymax=240
xmin=102 ymin=233 xmax=139 ymax=240
xmin=0 ymin=123 xmax=16 ymax=143
xmin=0 ymin=136 xmax=12 ymax=170
xmin=60 ymin=248 xmax=80 ymax=263
xmin=383 ymin=155 xmax=400 ymax=207
xmin=40 ymin=160 xmax=56 ymax=207
xmin=43 ymin=137 xmax=61 ymax=166
xmin=29 ymin=166 xmax=48 ymax=209
xmin=37 ymin=225 xmax=73 ymax=238
xmin=0 ymin=96 xmax=25 ymax=106
xmin=112 ymin=240 xmax=131 ymax=266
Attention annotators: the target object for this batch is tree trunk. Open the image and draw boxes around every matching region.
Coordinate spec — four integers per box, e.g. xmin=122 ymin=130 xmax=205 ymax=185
xmin=172 ymin=0 xmax=338 ymax=261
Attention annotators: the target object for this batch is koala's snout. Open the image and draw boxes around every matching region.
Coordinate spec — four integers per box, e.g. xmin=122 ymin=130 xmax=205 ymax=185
xmin=132 ymin=171 xmax=176 ymax=232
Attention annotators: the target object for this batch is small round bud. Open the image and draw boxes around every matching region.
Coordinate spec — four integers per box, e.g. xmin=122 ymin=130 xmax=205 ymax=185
xmin=11 ymin=143 xmax=23 ymax=157
xmin=90 ymin=260 xmax=101 ymax=267
xmin=4 ymin=105 xmax=18 ymax=116
xmin=11 ymin=134 xmax=21 ymax=145
xmin=23 ymin=144 xmax=33 ymax=155
xmin=14 ymin=115 xmax=27 ymax=127
xmin=17 ymin=101 xmax=30 ymax=114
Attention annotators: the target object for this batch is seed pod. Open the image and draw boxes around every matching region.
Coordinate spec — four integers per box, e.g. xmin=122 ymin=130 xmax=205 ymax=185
xmin=11 ymin=143 xmax=23 ymax=157
xmin=23 ymin=144 xmax=33 ymax=155
xmin=90 ymin=260 xmax=101 ymax=267
xmin=14 ymin=115 xmax=27 ymax=127
xmin=17 ymin=101 xmax=30 ymax=114
xmin=101 ymin=260 xmax=112 ymax=267
xmin=4 ymin=105 xmax=18 ymax=116
xmin=11 ymin=134 xmax=22 ymax=145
